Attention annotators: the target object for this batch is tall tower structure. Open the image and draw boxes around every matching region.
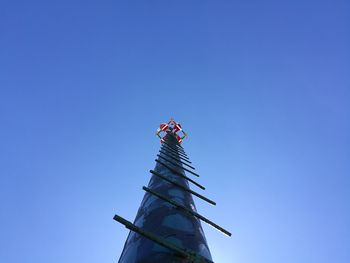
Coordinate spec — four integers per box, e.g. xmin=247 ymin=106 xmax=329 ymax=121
xmin=114 ymin=119 xmax=231 ymax=262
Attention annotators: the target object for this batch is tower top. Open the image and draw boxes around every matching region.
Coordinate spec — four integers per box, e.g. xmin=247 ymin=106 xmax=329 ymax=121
xmin=156 ymin=118 xmax=187 ymax=144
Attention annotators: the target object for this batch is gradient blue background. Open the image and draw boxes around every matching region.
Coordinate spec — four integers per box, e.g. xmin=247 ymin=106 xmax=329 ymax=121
xmin=1 ymin=0 xmax=349 ymax=262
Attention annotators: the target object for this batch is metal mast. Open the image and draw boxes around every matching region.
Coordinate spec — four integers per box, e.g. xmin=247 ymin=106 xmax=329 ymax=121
xmin=114 ymin=119 xmax=231 ymax=262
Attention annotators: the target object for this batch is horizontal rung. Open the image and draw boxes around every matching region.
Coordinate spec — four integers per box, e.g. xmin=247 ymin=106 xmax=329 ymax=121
xmin=161 ymin=145 xmax=190 ymax=161
xmin=162 ymin=144 xmax=189 ymax=158
xmin=159 ymin=149 xmax=192 ymax=164
xmin=143 ymin=186 xmax=232 ymax=237
xmin=157 ymin=154 xmax=200 ymax=177
xmin=164 ymin=142 xmax=186 ymax=153
xmin=155 ymin=160 xmax=205 ymax=190
xmin=113 ymin=214 xmax=214 ymax=262
xmin=159 ymin=150 xmax=195 ymax=169
xmin=149 ymin=170 xmax=216 ymax=206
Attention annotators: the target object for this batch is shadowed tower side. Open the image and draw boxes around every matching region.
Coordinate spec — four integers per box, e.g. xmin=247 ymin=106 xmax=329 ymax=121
xmin=114 ymin=119 xmax=230 ymax=262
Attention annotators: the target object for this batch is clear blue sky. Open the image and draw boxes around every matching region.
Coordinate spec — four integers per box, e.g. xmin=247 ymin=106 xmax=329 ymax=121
xmin=1 ymin=0 xmax=349 ymax=262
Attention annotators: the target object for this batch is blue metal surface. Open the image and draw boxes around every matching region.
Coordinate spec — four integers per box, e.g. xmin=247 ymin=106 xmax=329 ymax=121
xmin=118 ymin=133 xmax=212 ymax=263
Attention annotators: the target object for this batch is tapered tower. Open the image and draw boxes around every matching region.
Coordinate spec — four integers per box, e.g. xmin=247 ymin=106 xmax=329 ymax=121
xmin=114 ymin=119 xmax=230 ymax=262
